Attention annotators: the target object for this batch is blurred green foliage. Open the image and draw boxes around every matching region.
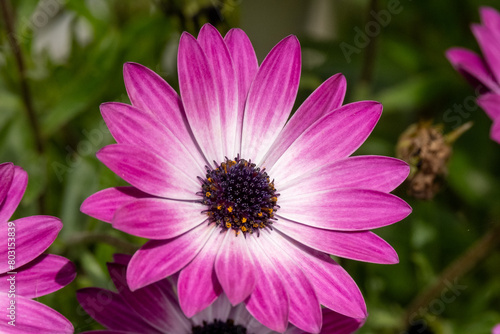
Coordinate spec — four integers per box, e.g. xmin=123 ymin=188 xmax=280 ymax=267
xmin=0 ymin=0 xmax=499 ymax=333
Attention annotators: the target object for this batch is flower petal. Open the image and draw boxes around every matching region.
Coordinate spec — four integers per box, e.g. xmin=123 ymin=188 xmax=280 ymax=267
xmin=177 ymin=227 xmax=224 ymax=317
xmin=224 ymin=28 xmax=259 ymax=149
xmin=178 ymin=32 xmax=224 ymax=162
xmin=279 ymin=155 xmax=409 ymax=194
xmin=320 ymin=308 xmax=364 ymax=334
xmin=76 ymin=288 xmax=161 ymax=333
xmin=270 ymin=101 xmax=382 ymax=185
xmin=0 ymin=293 xmax=73 ymax=333
xmin=0 ymin=216 xmax=62 ymax=272
xmin=127 ymin=223 xmax=215 ymax=290
xmin=260 ymin=230 xmax=322 ymax=333
xmin=123 ymin=62 xmax=205 ymax=162
xmin=0 ymin=166 xmax=27 ymax=224
xmin=477 ymin=92 xmax=500 ymax=120
xmin=107 ymin=262 xmax=191 ymax=333
xmin=241 ymin=35 xmax=301 ymax=163
xmin=215 ymin=229 xmax=257 ymax=305
xmin=446 ymin=48 xmax=499 ymax=93
xmin=273 ymin=231 xmax=367 ymax=319
xmin=0 ymin=162 xmax=14 ymax=205
xmin=198 ymin=24 xmax=239 ymax=157
xmin=278 ymin=188 xmax=411 ymax=231
xmin=261 ymin=73 xmax=346 ymax=168
xmin=97 ymin=144 xmax=199 ymax=200
xmin=81 ymin=186 xmax=150 ymax=223
xmin=472 ymin=24 xmax=500 ymax=84
xmin=274 ymin=218 xmax=399 ymax=264
xmin=100 ymin=102 xmax=205 ymax=175
xmin=245 ymin=236 xmax=289 ymax=333
xmin=112 ymin=198 xmax=204 ymax=239
xmin=0 ymin=254 xmax=75 ymax=298
xmin=480 ymin=7 xmax=500 ymax=37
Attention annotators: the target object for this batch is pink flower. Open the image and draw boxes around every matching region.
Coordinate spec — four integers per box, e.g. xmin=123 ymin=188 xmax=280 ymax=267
xmin=0 ymin=162 xmax=75 ymax=333
xmin=81 ymin=24 xmax=411 ymax=332
xmin=493 ymin=324 xmax=500 ymax=334
xmin=77 ymin=254 xmax=364 ymax=334
xmin=446 ymin=6 xmax=500 ymax=143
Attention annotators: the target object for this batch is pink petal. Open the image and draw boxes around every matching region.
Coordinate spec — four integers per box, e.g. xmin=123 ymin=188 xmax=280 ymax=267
xmin=0 ymin=293 xmax=73 ymax=333
xmin=491 ymin=120 xmax=500 ymax=144
xmin=97 ymin=144 xmax=199 ymax=200
xmin=214 ymin=229 xmax=257 ymax=305
xmin=81 ymin=186 xmax=151 ymax=223
xmin=0 ymin=254 xmax=75 ymax=298
xmin=260 ymin=230 xmax=322 ymax=333
xmin=198 ymin=24 xmax=239 ymax=157
xmin=245 ymin=236 xmax=289 ymax=333
xmin=241 ymin=35 xmax=301 ymax=164
xmin=472 ymin=24 xmax=500 ymax=84
xmin=100 ymin=102 xmax=205 ymax=175
xmin=0 ymin=166 xmax=27 ymax=224
xmin=270 ymin=101 xmax=382 ymax=186
xmin=320 ymin=308 xmax=364 ymax=334
xmin=107 ymin=262 xmax=191 ymax=333
xmin=278 ymin=188 xmax=411 ymax=231
xmin=112 ymin=253 xmax=132 ymax=265
xmin=112 ymin=198 xmax=204 ymax=239
xmin=76 ymin=288 xmax=161 ymax=333
xmin=224 ymin=28 xmax=259 ymax=149
xmin=0 ymin=216 xmax=62 ymax=272
xmin=123 ymin=62 xmax=205 ymax=163
xmin=477 ymin=93 xmax=500 ymax=120
xmin=273 ymin=231 xmax=367 ymax=319
xmin=127 ymin=223 xmax=215 ymax=290
xmin=178 ymin=32 xmax=224 ymax=163
xmin=0 ymin=162 xmax=14 ymax=205
xmin=279 ymin=155 xmax=409 ymax=194
xmin=446 ymin=48 xmax=499 ymax=93
xmin=262 ymin=73 xmax=346 ymax=168
xmin=177 ymin=227 xmax=224 ymax=317
xmin=274 ymin=218 xmax=399 ymax=264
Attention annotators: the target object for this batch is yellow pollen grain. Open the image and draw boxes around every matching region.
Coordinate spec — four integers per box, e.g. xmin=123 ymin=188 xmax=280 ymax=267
xmin=242 ymin=217 xmax=247 ymax=223
xmin=227 ymin=206 xmax=233 ymax=213
xmin=206 ymin=192 xmax=211 ymax=197
xmin=207 ymin=177 xmax=213 ymax=183
xmin=257 ymin=212 xmax=263 ymax=217
xmin=226 ymin=222 xmax=232 ymax=228
xmin=217 ymin=205 xmax=222 ymax=210
xmin=253 ymin=223 xmax=259 ymax=228
xmin=241 ymin=226 xmax=247 ymax=232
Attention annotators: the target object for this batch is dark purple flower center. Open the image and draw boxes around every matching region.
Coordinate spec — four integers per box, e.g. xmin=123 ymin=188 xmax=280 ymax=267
xmin=191 ymin=319 xmax=247 ymax=334
xmin=198 ymin=156 xmax=279 ymax=236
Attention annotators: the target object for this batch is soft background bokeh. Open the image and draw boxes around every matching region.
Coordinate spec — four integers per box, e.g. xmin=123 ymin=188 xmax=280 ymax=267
xmin=1 ymin=0 xmax=499 ymax=333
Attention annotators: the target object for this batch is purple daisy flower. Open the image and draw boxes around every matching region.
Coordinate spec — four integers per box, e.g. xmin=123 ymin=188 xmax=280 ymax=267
xmin=446 ymin=6 xmax=500 ymax=143
xmin=493 ymin=324 xmax=500 ymax=334
xmin=0 ymin=162 xmax=75 ymax=333
xmin=81 ymin=24 xmax=411 ymax=332
xmin=77 ymin=254 xmax=364 ymax=334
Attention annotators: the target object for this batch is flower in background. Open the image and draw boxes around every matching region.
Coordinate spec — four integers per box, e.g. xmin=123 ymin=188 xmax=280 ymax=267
xmin=0 ymin=162 xmax=75 ymax=333
xmin=77 ymin=254 xmax=364 ymax=334
xmin=81 ymin=24 xmax=411 ymax=332
xmin=446 ymin=6 xmax=500 ymax=143
xmin=493 ymin=324 xmax=500 ymax=334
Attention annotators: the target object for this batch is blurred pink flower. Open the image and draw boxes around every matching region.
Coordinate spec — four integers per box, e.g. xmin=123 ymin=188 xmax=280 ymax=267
xmin=0 ymin=162 xmax=75 ymax=333
xmin=493 ymin=324 xmax=500 ymax=334
xmin=447 ymin=6 xmax=500 ymax=143
xmin=82 ymin=24 xmax=411 ymax=332
xmin=78 ymin=254 xmax=364 ymax=334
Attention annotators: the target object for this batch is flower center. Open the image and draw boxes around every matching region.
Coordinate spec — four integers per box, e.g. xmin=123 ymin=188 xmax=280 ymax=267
xmin=191 ymin=319 xmax=247 ymax=334
xmin=198 ymin=156 xmax=279 ymax=236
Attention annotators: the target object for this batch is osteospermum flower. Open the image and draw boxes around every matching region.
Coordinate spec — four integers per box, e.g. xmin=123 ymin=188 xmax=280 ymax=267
xmin=493 ymin=324 xmax=500 ymax=334
xmin=446 ymin=6 xmax=500 ymax=143
xmin=77 ymin=254 xmax=364 ymax=334
xmin=81 ymin=24 xmax=411 ymax=332
xmin=0 ymin=162 xmax=75 ymax=333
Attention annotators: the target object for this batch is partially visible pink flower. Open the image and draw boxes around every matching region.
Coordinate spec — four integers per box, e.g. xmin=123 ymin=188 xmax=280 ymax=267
xmin=0 ymin=162 xmax=75 ymax=333
xmin=493 ymin=324 xmax=500 ymax=334
xmin=77 ymin=255 xmax=364 ymax=334
xmin=82 ymin=24 xmax=411 ymax=332
xmin=446 ymin=6 xmax=500 ymax=143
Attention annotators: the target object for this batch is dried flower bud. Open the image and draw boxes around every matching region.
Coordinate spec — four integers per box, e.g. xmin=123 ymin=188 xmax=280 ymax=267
xmin=396 ymin=121 xmax=472 ymax=200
